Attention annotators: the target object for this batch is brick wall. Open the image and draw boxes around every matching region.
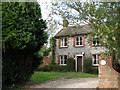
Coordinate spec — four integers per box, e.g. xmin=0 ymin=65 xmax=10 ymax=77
xmin=40 ymin=56 xmax=51 ymax=67
xmin=99 ymin=55 xmax=120 ymax=89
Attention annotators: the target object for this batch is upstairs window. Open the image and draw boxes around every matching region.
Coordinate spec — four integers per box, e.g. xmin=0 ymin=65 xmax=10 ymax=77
xmin=92 ymin=36 xmax=100 ymax=45
xmin=60 ymin=38 xmax=67 ymax=47
xmin=92 ymin=54 xmax=100 ymax=66
xmin=75 ymin=36 xmax=83 ymax=46
xmin=60 ymin=55 xmax=67 ymax=65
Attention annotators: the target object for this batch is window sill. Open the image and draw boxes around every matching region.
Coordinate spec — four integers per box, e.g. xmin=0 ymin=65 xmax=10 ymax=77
xmin=60 ymin=46 xmax=68 ymax=48
xmin=92 ymin=45 xmax=102 ymax=47
xmin=60 ymin=64 xmax=67 ymax=66
xmin=92 ymin=64 xmax=98 ymax=67
xmin=92 ymin=43 xmax=102 ymax=46
xmin=75 ymin=45 xmax=84 ymax=48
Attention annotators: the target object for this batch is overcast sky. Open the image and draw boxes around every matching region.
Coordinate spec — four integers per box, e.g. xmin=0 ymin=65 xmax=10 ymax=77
xmin=37 ymin=0 xmax=52 ymax=20
xmin=37 ymin=0 xmax=63 ymax=47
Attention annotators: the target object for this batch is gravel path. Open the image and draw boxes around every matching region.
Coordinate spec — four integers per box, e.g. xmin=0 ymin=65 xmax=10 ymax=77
xmin=30 ymin=78 xmax=98 ymax=88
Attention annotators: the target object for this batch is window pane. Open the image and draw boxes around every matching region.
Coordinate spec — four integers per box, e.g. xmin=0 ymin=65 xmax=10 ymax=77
xmin=64 ymin=38 xmax=67 ymax=46
xmin=61 ymin=60 xmax=63 ymax=64
xmin=80 ymin=41 xmax=82 ymax=45
xmin=94 ymin=55 xmax=96 ymax=60
xmin=61 ymin=39 xmax=63 ymax=46
xmin=96 ymin=55 xmax=99 ymax=64
xmin=97 ymin=39 xmax=99 ymax=45
xmin=92 ymin=55 xmax=96 ymax=64
xmin=64 ymin=55 xmax=67 ymax=64
xmin=60 ymin=56 xmax=63 ymax=64
xmin=61 ymin=59 xmax=63 ymax=64
xmin=60 ymin=56 xmax=63 ymax=59
xmin=93 ymin=59 xmax=97 ymax=64
xmin=93 ymin=38 xmax=96 ymax=45
xmin=64 ymin=55 xmax=67 ymax=59
xmin=80 ymin=37 xmax=82 ymax=40
xmin=76 ymin=37 xmax=79 ymax=42
xmin=65 ymin=42 xmax=67 ymax=46
xmin=76 ymin=42 xmax=79 ymax=45
xmin=64 ymin=59 xmax=66 ymax=64
xmin=96 ymin=59 xmax=98 ymax=64
xmin=92 ymin=55 xmax=99 ymax=65
xmin=65 ymin=38 xmax=67 ymax=43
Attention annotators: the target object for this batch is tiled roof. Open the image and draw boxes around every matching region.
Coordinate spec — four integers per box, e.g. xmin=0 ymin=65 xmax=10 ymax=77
xmin=55 ymin=24 xmax=93 ymax=38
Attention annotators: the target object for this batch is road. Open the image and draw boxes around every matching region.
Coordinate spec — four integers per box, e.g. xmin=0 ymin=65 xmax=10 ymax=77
xmin=30 ymin=78 xmax=98 ymax=88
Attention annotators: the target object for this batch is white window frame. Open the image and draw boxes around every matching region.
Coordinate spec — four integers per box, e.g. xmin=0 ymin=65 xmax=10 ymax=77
xmin=92 ymin=54 xmax=99 ymax=66
xmin=75 ymin=36 xmax=83 ymax=46
xmin=92 ymin=36 xmax=100 ymax=46
xmin=60 ymin=38 xmax=67 ymax=47
xmin=60 ymin=55 xmax=67 ymax=65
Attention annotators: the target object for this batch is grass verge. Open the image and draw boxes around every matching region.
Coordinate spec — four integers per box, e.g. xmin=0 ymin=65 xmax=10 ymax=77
xmin=30 ymin=71 xmax=72 ymax=83
xmin=66 ymin=73 xmax=98 ymax=79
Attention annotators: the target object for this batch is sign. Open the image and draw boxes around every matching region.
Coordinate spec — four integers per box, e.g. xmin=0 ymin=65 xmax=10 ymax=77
xmin=100 ymin=60 xmax=106 ymax=66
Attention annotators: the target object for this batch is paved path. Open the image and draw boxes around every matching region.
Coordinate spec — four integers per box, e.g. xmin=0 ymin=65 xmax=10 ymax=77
xmin=29 ymin=73 xmax=98 ymax=88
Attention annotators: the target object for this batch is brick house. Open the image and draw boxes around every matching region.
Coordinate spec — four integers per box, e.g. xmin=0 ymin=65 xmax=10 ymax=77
xmin=54 ymin=20 xmax=106 ymax=72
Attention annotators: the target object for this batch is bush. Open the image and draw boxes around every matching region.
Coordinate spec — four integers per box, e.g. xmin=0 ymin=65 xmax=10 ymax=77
xmin=37 ymin=57 xmax=75 ymax=72
xmin=83 ymin=58 xmax=98 ymax=74
xmin=66 ymin=57 xmax=75 ymax=72
xmin=37 ymin=64 xmax=68 ymax=72
xmin=43 ymin=49 xmax=50 ymax=56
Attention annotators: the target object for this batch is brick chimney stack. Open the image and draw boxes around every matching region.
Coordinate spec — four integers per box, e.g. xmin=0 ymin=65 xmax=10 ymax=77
xmin=63 ymin=19 xmax=69 ymax=28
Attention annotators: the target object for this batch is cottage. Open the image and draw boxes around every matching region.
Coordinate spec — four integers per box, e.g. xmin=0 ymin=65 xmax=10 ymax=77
xmin=54 ymin=20 xmax=106 ymax=72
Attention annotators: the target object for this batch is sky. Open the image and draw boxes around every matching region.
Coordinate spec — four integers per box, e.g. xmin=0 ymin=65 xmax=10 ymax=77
xmin=37 ymin=0 xmax=63 ymax=47
xmin=37 ymin=0 xmax=52 ymax=20
xmin=37 ymin=0 xmax=63 ymax=33
xmin=36 ymin=0 xmax=86 ymax=47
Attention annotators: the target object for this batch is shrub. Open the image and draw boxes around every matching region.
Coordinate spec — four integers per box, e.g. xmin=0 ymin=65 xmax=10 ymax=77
xmin=83 ymin=58 xmax=98 ymax=74
xmin=112 ymin=59 xmax=120 ymax=73
xmin=43 ymin=49 xmax=50 ymax=56
xmin=37 ymin=64 xmax=68 ymax=72
xmin=66 ymin=57 xmax=75 ymax=72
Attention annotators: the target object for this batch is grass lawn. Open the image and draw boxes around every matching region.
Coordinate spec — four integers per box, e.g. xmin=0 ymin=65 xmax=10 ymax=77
xmin=30 ymin=71 xmax=72 ymax=83
xmin=66 ymin=73 xmax=98 ymax=79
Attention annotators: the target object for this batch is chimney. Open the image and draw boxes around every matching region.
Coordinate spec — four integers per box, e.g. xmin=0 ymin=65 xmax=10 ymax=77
xmin=63 ymin=19 xmax=69 ymax=28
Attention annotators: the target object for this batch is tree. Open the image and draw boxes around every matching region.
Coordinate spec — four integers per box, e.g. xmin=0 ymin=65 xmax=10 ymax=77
xmin=2 ymin=2 xmax=48 ymax=88
xmin=52 ymin=2 xmax=120 ymax=64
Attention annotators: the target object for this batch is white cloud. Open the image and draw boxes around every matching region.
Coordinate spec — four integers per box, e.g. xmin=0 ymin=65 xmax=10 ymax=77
xmin=37 ymin=0 xmax=52 ymax=20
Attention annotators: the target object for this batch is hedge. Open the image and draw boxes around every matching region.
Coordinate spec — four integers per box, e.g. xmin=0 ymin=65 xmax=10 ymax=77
xmin=83 ymin=58 xmax=98 ymax=74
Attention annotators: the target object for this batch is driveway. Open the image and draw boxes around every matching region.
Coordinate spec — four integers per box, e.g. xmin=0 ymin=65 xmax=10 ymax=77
xmin=30 ymin=77 xmax=98 ymax=88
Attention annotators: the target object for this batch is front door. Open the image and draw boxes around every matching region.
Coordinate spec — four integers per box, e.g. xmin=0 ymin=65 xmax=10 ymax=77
xmin=77 ymin=56 xmax=82 ymax=72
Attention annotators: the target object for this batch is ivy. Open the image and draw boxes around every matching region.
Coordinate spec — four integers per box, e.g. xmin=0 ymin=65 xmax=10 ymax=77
xmin=50 ymin=37 xmax=56 ymax=65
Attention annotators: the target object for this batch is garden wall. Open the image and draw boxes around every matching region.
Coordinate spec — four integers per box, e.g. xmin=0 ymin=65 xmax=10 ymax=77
xmin=99 ymin=56 xmax=120 ymax=89
xmin=40 ymin=55 xmax=51 ymax=67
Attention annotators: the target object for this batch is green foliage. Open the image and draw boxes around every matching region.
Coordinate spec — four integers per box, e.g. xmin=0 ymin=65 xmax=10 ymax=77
xmin=66 ymin=57 xmax=75 ymax=72
xmin=52 ymin=2 xmax=120 ymax=65
xmin=43 ymin=48 xmax=50 ymax=56
xmin=112 ymin=58 xmax=120 ymax=73
xmin=2 ymin=2 xmax=48 ymax=88
xmin=50 ymin=37 xmax=56 ymax=65
xmin=83 ymin=58 xmax=98 ymax=74
xmin=38 ymin=45 xmax=47 ymax=57
xmin=66 ymin=73 xmax=98 ymax=79
xmin=37 ymin=64 xmax=68 ymax=72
